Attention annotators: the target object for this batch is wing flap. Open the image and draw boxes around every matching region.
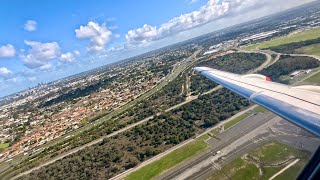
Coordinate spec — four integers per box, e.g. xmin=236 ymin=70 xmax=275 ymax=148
xmin=194 ymin=67 xmax=320 ymax=136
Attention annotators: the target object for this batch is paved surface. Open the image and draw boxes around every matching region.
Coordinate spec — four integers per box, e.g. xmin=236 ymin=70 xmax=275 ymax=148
xmin=158 ymin=112 xmax=320 ymax=180
xmin=7 ymin=49 xmax=204 ymax=180
xmin=111 ymin=52 xmax=271 ymax=180
xmin=1 ymin=48 xmax=204 ymax=176
xmin=158 ymin=112 xmax=276 ymax=180
xmin=237 ymin=49 xmax=273 ymax=72
xmin=269 ymin=159 xmax=300 ymax=180
xmin=111 ymin=105 xmax=259 ymax=180
xmin=5 ymin=49 xmax=303 ymax=179
xmin=190 ymin=125 xmax=320 ymax=180
xmin=153 ymin=46 xmax=320 ymax=180
xmin=10 ymin=116 xmax=155 ymax=180
xmin=296 ymin=69 xmax=320 ymax=85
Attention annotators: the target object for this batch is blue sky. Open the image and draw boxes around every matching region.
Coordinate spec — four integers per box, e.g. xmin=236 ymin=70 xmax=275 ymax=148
xmin=0 ymin=0 xmax=313 ymax=97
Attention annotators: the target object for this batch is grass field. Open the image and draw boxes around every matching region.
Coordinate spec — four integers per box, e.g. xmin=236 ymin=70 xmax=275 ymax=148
xmin=196 ymin=134 xmax=210 ymax=141
xmin=0 ymin=143 xmax=9 ymax=149
xmin=210 ymin=142 xmax=309 ymax=180
xmin=296 ymin=43 xmax=320 ymax=56
xmin=249 ymin=142 xmax=306 ymax=164
xmin=224 ymin=113 xmax=250 ymax=130
xmin=243 ymin=43 xmax=261 ymax=51
xmin=209 ymin=158 xmax=260 ymax=180
xmin=244 ymin=28 xmax=320 ymax=50
xmin=263 ymin=167 xmax=283 ymax=180
xmin=274 ymin=160 xmax=308 ymax=180
xmin=253 ymin=106 xmax=268 ymax=113
xmin=126 ymin=135 xmax=209 ymax=180
xmin=209 ymin=128 xmax=220 ymax=136
xmin=303 ymin=71 xmax=320 ymax=85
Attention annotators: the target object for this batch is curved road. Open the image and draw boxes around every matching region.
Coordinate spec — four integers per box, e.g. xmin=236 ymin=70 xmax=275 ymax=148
xmin=8 ymin=49 xmax=272 ymax=180
xmin=7 ymin=48 xmax=202 ymax=180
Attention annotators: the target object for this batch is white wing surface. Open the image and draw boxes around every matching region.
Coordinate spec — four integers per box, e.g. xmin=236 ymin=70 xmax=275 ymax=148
xmin=194 ymin=67 xmax=320 ymax=136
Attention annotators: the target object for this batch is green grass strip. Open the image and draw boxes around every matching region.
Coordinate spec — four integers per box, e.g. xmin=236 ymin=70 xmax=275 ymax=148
xmin=126 ymin=137 xmax=209 ymax=180
xmin=224 ymin=113 xmax=250 ymax=130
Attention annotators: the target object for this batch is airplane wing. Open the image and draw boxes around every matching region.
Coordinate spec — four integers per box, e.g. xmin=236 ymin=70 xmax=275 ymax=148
xmin=193 ymin=67 xmax=320 ymax=137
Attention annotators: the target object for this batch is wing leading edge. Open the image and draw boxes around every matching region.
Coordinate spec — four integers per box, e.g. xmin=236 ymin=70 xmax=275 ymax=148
xmin=194 ymin=67 xmax=320 ymax=137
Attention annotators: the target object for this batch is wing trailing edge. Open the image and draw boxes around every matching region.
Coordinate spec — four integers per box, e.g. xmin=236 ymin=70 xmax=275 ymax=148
xmin=194 ymin=67 xmax=320 ymax=137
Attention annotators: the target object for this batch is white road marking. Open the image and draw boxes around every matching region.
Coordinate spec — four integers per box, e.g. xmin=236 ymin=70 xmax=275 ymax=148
xmin=269 ymin=158 xmax=300 ymax=180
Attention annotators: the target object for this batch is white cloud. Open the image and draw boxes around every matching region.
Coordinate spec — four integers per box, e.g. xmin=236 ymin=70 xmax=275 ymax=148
xmin=125 ymin=0 xmax=247 ymax=43
xmin=39 ymin=63 xmax=53 ymax=71
xmin=21 ymin=40 xmax=61 ymax=68
xmin=0 ymin=44 xmax=15 ymax=58
xmin=6 ymin=77 xmax=17 ymax=83
xmin=75 ymin=21 xmax=112 ymax=52
xmin=59 ymin=50 xmax=80 ymax=62
xmin=108 ymin=45 xmax=125 ymax=53
xmin=125 ymin=0 xmax=312 ymax=44
xmin=188 ymin=0 xmax=200 ymax=4
xmin=27 ymin=76 xmax=37 ymax=82
xmin=60 ymin=52 xmax=74 ymax=62
xmin=24 ymin=20 xmax=37 ymax=32
xmin=114 ymin=34 xmax=121 ymax=38
xmin=126 ymin=24 xmax=158 ymax=43
xmin=109 ymin=26 xmax=119 ymax=30
xmin=0 ymin=67 xmax=12 ymax=78
xmin=73 ymin=50 xmax=80 ymax=56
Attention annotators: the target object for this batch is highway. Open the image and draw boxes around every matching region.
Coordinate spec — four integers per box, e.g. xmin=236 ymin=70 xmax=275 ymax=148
xmin=109 ymin=50 xmax=273 ymax=180
xmin=114 ymin=40 xmax=320 ymax=180
xmin=4 ymin=48 xmax=276 ymax=179
xmin=158 ymin=48 xmax=320 ymax=180
xmin=4 ymin=48 xmax=203 ymax=180
xmin=1 ymin=47 xmax=204 ymax=171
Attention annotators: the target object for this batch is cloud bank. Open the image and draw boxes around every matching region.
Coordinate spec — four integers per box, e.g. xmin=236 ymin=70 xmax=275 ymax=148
xmin=125 ymin=0 xmax=313 ymax=44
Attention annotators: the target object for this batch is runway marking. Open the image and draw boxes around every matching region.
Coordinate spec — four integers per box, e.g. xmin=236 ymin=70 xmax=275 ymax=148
xmin=269 ymin=158 xmax=300 ymax=180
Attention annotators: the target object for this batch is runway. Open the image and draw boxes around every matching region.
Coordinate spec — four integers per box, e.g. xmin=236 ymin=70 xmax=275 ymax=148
xmin=157 ymin=111 xmax=320 ymax=180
